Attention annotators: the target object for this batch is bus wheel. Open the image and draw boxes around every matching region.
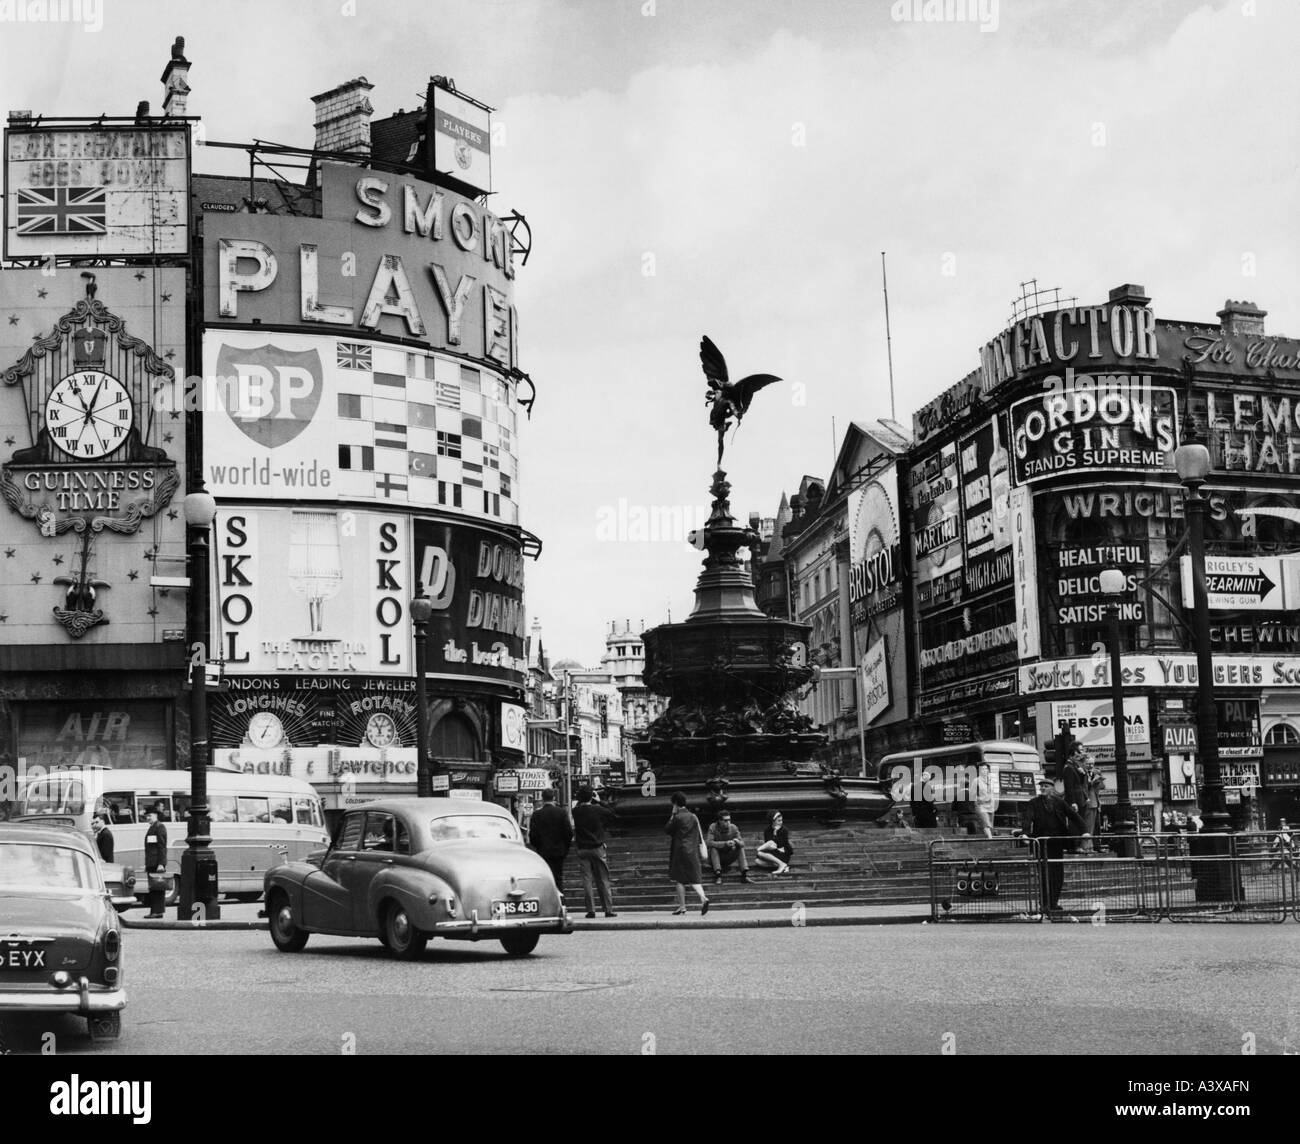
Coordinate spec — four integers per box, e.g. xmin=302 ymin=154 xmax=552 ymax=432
xmin=268 ymin=892 xmax=309 ymax=952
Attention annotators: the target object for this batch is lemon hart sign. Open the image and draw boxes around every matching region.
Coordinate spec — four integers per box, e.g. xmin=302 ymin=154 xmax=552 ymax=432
xmin=0 ymin=272 xmax=182 ymax=637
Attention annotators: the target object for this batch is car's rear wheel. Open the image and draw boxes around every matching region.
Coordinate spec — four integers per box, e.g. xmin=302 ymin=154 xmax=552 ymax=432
xmin=383 ymin=902 xmax=427 ymax=960
xmin=268 ymin=892 xmax=309 ymax=952
xmin=500 ymin=932 xmax=540 ymax=957
xmin=87 ymin=1012 xmax=121 ymax=1041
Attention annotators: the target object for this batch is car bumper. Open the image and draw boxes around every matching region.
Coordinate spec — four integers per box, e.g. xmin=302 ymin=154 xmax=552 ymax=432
xmin=0 ymin=981 xmax=126 ymax=1015
xmin=434 ymin=913 xmax=573 ymax=939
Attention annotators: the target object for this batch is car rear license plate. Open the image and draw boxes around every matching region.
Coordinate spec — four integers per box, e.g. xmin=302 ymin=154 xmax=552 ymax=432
xmin=492 ymin=899 xmax=540 ymax=916
xmin=1 ymin=943 xmax=48 ymax=970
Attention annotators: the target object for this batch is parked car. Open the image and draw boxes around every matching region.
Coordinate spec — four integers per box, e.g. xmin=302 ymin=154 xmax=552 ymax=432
xmin=264 ymin=798 xmax=573 ymax=959
xmin=0 ymin=823 xmax=125 ymax=1041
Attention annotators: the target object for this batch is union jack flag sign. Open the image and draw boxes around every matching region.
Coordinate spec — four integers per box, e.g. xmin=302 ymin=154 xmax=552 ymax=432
xmin=15 ymin=187 xmax=107 ymax=235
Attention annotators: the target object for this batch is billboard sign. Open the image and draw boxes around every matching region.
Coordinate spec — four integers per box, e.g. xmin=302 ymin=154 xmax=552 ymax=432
xmin=412 ymin=517 xmax=526 ymax=688
xmin=1179 ymin=554 xmax=1300 ymax=611
xmin=1049 ymin=696 xmax=1152 ymax=761
xmin=5 ymin=125 xmax=189 ymax=258
xmin=1009 ymin=382 xmax=1178 ymax=485
xmin=200 ymin=329 xmax=519 ymax=524
xmin=213 ymin=507 xmax=412 ymax=676
xmin=858 ymin=639 xmax=890 ymax=727
xmin=204 ymin=163 xmax=516 ymax=367
xmin=910 ymin=441 xmax=962 ymax=611
xmin=430 ymin=87 xmax=492 ymax=196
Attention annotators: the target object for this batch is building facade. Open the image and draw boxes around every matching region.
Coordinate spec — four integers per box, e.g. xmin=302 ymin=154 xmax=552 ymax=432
xmin=0 ymin=49 xmax=539 ymax=828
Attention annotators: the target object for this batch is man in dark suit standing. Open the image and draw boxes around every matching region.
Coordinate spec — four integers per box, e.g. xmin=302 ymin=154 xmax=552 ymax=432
xmin=1024 ymin=778 xmax=1089 ymax=912
xmin=143 ymin=805 xmax=169 ymax=918
xmin=1062 ymin=748 xmax=1089 ymax=851
xmin=528 ymin=789 xmax=572 ymax=893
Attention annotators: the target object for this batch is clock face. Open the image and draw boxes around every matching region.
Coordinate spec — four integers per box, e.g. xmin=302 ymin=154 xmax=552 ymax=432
xmin=365 ymin=712 xmax=398 ymax=748
xmin=247 ymin=712 xmax=285 ymax=749
xmin=45 ymin=371 xmax=134 ymax=460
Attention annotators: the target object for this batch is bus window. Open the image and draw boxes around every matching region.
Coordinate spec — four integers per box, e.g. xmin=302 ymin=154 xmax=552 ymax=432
xmin=237 ymin=796 xmax=270 ymax=823
xmin=294 ymin=797 xmax=321 ymax=827
xmin=22 ymin=776 xmax=86 ymax=815
xmin=209 ymin=795 xmax=238 ymax=823
xmin=102 ymin=792 xmax=135 ymax=824
xmin=173 ymin=794 xmax=192 ymax=822
xmin=269 ymin=796 xmax=292 ymax=824
xmin=137 ymin=795 xmax=173 ymax=821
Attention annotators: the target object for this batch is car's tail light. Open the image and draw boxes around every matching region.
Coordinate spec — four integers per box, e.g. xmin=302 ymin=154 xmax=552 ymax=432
xmin=104 ymin=966 xmax=119 ymax=986
xmin=103 ymin=929 xmax=120 ymax=962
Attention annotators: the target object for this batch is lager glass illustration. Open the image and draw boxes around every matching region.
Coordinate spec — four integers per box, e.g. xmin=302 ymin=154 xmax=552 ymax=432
xmin=288 ymin=510 xmax=343 ymax=634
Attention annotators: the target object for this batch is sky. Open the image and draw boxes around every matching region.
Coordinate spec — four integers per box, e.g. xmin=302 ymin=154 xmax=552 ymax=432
xmin=2 ymin=0 xmax=1297 ymax=667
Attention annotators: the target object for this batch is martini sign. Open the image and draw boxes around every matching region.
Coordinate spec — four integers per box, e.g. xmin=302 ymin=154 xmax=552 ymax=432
xmin=1179 ymin=555 xmax=1300 ymax=611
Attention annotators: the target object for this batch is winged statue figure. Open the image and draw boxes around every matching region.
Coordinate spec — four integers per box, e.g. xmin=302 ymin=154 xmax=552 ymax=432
xmin=699 ymin=335 xmax=782 ymax=467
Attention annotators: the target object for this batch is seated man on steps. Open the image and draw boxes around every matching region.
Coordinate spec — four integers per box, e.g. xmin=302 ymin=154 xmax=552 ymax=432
xmin=706 ymin=809 xmax=753 ymax=885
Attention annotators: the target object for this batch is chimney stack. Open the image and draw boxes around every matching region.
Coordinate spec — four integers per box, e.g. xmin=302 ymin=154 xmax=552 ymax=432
xmin=311 ymin=77 xmax=375 ymax=156
xmin=1218 ymin=300 xmax=1267 ymax=338
xmin=161 ymin=36 xmax=191 ymax=118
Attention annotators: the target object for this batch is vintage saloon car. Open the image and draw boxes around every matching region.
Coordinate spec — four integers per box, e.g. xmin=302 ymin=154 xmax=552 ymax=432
xmin=0 ymin=823 xmax=125 ymax=1041
xmin=264 ymin=798 xmax=572 ymax=958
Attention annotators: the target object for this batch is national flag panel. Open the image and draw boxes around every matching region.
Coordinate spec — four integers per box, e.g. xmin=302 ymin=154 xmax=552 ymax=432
xmin=336 ymin=341 xmax=372 ymax=370
xmin=15 ymin=187 xmax=107 ymax=235
xmin=409 ymin=451 xmax=438 ymax=478
xmin=338 ymin=444 xmax=374 ymax=471
xmin=374 ymin=422 xmax=407 ymax=450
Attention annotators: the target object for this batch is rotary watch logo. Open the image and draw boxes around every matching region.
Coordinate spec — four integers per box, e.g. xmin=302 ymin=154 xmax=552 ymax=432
xmin=1 ymin=274 xmax=179 ymax=637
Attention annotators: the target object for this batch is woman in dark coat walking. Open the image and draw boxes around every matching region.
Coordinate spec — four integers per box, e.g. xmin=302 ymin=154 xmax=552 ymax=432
xmin=664 ymin=791 xmax=710 ymax=915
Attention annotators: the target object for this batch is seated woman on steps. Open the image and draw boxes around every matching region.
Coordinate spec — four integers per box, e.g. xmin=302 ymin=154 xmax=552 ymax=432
xmin=755 ymin=809 xmax=794 ymax=876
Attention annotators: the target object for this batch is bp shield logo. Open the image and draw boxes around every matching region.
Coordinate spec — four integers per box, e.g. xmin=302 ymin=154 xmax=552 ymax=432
xmin=215 ymin=343 xmax=323 ymax=448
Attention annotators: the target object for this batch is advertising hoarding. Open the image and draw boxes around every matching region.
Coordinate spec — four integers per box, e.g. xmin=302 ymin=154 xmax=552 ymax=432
xmin=4 ymin=125 xmax=190 ymax=258
xmin=0 ymin=268 xmax=187 ymax=644
xmin=412 ymin=517 xmax=526 ymax=689
xmin=430 ymin=87 xmax=492 ymax=196
xmin=213 ymin=507 xmax=412 ymax=676
xmin=1049 ymin=696 xmax=1152 ymax=761
xmin=204 ymin=163 xmax=516 ymax=367
xmin=910 ymin=442 xmax=962 ymax=611
xmin=200 ymin=329 xmax=519 ymax=524
xmin=857 ymin=639 xmax=890 ymax=727
xmin=957 ymin=413 xmax=1013 ymax=596
xmin=1008 ymin=383 xmax=1178 ymax=485
xmin=847 ymin=473 xmax=902 ymax=624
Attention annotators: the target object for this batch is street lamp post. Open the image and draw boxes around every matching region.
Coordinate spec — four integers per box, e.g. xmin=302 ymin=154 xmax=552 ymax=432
xmin=411 ymin=586 xmax=433 ymax=798
xmin=1099 ymin=566 xmax=1135 ymax=856
xmin=178 ymin=489 xmax=220 ymax=921
xmin=1173 ymin=443 xmax=1230 ymax=833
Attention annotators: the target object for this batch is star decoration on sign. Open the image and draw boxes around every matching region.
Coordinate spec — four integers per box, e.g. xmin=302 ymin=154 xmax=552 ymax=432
xmin=127 ymin=570 xmax=140 ymax=581
xmin=4 ymin=437 xmax=13 ymax=446
xmin=147 ymin=606 xmax=159 ymax=617
xmin=160 ymin=292 xmax=172 ymax=303
xmin=169 ymin=409 xmax=180 ymax=420
xmin=163 ymin=432 xmax=174 ymax=443
xmin=30 ymin=572 xmax=41 ymax=584
xmin=167 ymin=509 xmax=178 ymax=520
xmin=36 ymin=288 xmax=47 ymax=299
xmin=164 ymin=348 xmax=176 ymax=360
xmin=0 ymin=614 xmax=7 ymax=623
xmin=146 ymin=546 xmax=159 ymax=560
xmin=52 ymin=554 xmax=64 ymax=566
xmin=134 ymin=271 xmax=146 ymax=281
xmin=4 ymin=549 xmax=14 ymax=558
xmin=7 ymin=315 xmax=17 ymax=326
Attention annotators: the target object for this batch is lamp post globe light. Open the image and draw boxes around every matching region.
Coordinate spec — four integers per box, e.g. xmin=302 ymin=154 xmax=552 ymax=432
xmin=178 ymin=488 xmax=220 ymax=921
xmin=411 ymin=587 xmax=434 ymax=798
xmin=1099 ymin=566 xmax=1136 ymax=855
xmin=1173 ymin=442 xmax=1230 ymax=834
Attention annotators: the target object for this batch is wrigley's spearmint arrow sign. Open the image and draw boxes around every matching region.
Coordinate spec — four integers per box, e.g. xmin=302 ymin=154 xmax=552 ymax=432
xmin=1180 ymin=555 xmax=1300 ymax=611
